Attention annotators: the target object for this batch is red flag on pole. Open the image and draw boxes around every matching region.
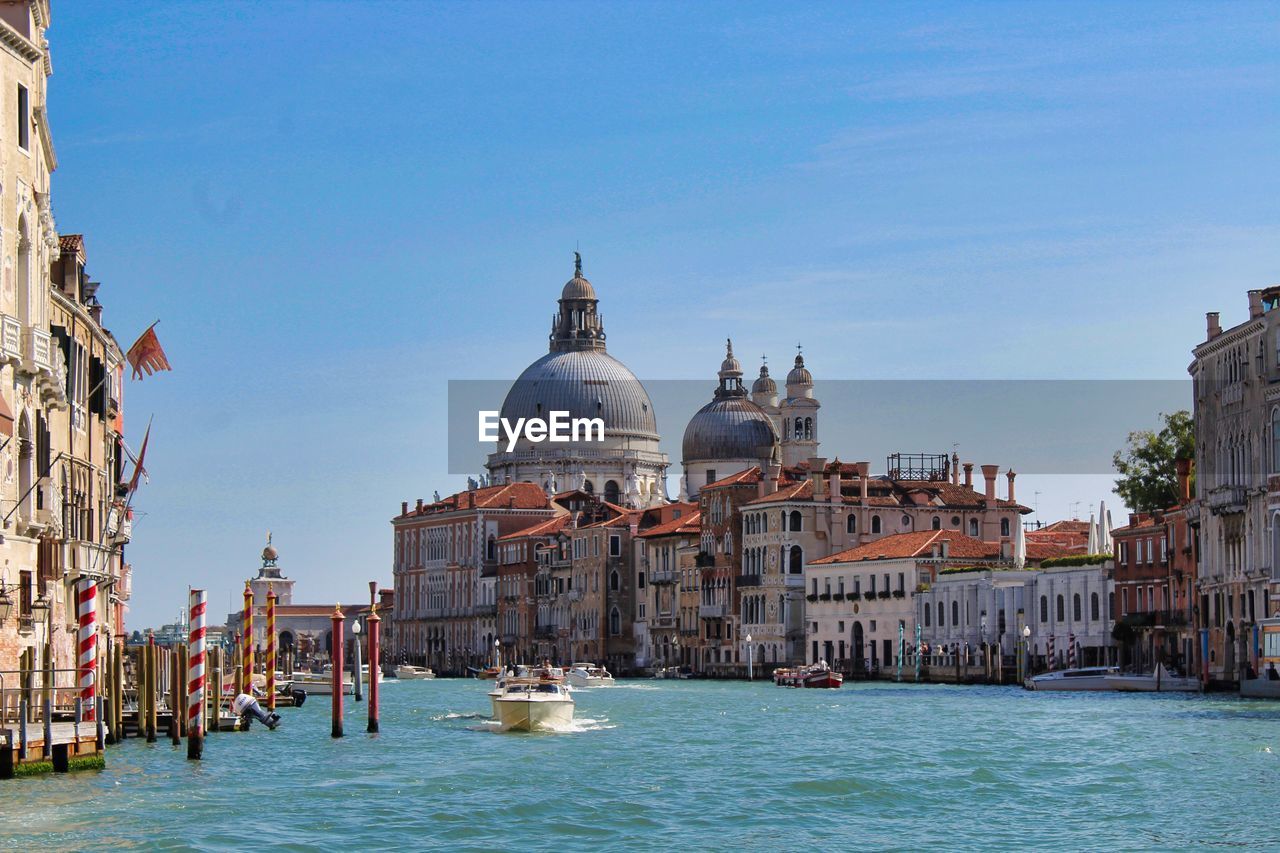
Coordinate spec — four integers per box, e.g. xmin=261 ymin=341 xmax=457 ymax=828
xmin=127 ymin=420 xmax=151 ymax=496
xmin=126 ymin=322 xmax=171 ymax=380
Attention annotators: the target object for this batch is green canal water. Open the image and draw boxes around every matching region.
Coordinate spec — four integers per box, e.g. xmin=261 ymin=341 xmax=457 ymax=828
xmin=2 ymin=678 xmax=1279 ymax=850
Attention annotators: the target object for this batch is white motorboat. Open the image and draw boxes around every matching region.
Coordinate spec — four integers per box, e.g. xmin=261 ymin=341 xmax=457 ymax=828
xmin=292 ymin=674 xmax=353 ymax=696
xmin=488 ymin=665 xmax=566 ymax=716
xmin=1105 ymin=663 xmax=1201 ymax=693
xmin=651 ymin=666 xmax=689 ymax=680
xmin=567 ymin=662 xmax=615 ymax=688
xmin=1026 ymin=666 xmax=1120 ymax=691
xmin=491 ymin=678 xmax=575 ymax=732
xmin=394 ymin=664 xmax=436 ymax=680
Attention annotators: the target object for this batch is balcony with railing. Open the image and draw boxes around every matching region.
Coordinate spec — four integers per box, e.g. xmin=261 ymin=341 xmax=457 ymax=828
xmin=736 ymin=574 xmax=761 ymax=587
xmin=534 ymin=624 xmax=557 ymax=640
xmin=473 ymin=603 xmax=497 ymax=616
xmin=1207 ymin=485 xmax=1248 ymax=516
xmin=649 ymin=569 xmax=678 ymax=585
xmin=699 ymin=603 xmax=727 ymax=619
xmin=0 ymin=314 xmax=20 ymax=365
xmin=784 ymin=574 xmax=804 ymax=587
xmin=653 ymin=614 xmax=677 ymax=628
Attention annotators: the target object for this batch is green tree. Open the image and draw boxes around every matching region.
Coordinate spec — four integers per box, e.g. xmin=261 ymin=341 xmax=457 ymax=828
xmin=1112 ymin=411 xmax=1195 ymax=513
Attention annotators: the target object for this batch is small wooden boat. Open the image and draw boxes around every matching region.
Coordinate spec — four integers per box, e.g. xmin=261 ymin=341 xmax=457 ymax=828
xmin=469 ymin=666 xmax=503 ymax=680
xmin=773 ymin=661 xmax=843 ymax=688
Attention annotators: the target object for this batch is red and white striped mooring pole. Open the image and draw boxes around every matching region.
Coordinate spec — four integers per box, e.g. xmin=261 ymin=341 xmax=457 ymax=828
xmin=187 ymin=588 xmax=207 ymax=760
xmin=77 ymin=577 xmax=97 ymax=723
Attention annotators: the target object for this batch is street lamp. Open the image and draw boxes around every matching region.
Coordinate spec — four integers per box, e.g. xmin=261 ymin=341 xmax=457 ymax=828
xmin=494 ymin=637 xmax=501 ymax=671
xmin=746 ymin=633 xmax=754 ymax=681
xmin=672 ymin=637 xmax=680 ymax=674
xmin=350 ymin=616 xmax=364 ymax=702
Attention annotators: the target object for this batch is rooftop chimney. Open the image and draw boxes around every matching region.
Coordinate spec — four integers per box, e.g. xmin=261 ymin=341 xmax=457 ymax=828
xmin=940 ymin=539 xmax=950 ymax=559
xmin=981 ymin=465 xmax=998 ymax=501
xmin=951 ymin=452 xmax=960 ymax=485
xmin=1207 ymin=312 xmax=1222 ymax=341
xmin=857 ymin=462 xmax=870 ymax=501
xmin=766 ymin=462 xmax=782 ymax=495
xmin=1175 ymin=458 xmax=1192 ymax=504
xmin=829 ymin=463 xmax=843 ymax=504
xmin=401 ymin=501 xmax=408 ymax=516
xmin=1250 ymin=290 xmax=1264 ymax=319
xmin=809 ymin=457 xmax=827 ymax=498
xmin=963 ymin=462 xmax=974 ymax=488
xmin=416 ymin=498 xmax=424 ymax=511
xmin=1006 ymin=470 xmax=1016 ymax=503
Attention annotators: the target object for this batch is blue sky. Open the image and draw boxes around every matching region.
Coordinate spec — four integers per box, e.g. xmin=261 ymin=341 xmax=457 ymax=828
xmin=47 ymin=2 xmax=1279 ymax=626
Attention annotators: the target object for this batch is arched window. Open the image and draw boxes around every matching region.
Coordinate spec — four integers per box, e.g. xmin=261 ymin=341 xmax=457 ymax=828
xmin=486 ymin=535 xmax=496 ymax=561
xmin=1040 ymin=595 xmax=1048 ymax=623
xmin=1073 ymin=594 xmax=1081 ymax=622
xmin=789 ymin=511 xmax=802 ymax=532
xmin=924 ymin=603 xmax=931 ymax=627
xmin=938 ymin=602 xmax=945 ymax=627
xmin=789 ymin=546 xmax=803 ymax=575
xmin=871 ymin=515 xmax=881 ymax=534
xmin=609 ymin=570 xmax=620 ymax=591
xmin=1056 ymin=595 xmax=1065 ymax=622
xmin=604 ymin=480 xmax=620 ymax=505
xmin=16 ymin=216 xmax=30 ymax=326
xmin=847 ymin=514 xmax=857 ymax=534
xmin=794 ymin=420 xmax=803 ymax=439
xmin=803 ymin=418 xmax=812 ymax=440
xmin=723 ymin=532 xmax=733 ymax=554
xmin=969 ymin=518 xmax=978 ymax=537
xmin=1090 ymin=592 xmax=1100 ymax=621
xmin=931 ymin=516 xmax=941 ymax=530
xmin=1001 ymin=518 xmax=1011 ymax=538
xmin=609 ymin=607 xmax=620 ymax=636
xmin=952 ymin=600 xmax=959 ymax=626
xmin=1272 ymin=409 xmax=1280 ymax=474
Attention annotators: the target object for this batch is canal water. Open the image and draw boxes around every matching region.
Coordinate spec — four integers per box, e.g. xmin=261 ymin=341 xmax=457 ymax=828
xmin=3 ymin=678 xmax=1279 ymax=850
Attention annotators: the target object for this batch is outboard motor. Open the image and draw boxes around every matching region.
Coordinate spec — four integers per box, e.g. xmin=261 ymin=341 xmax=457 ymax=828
xmin=231 ymin=693 xmax=281 ymax=730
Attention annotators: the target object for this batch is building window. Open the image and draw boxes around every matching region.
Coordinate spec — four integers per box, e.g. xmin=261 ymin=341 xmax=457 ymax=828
xmin=969 ymin=519 xmax=978 ymax=537
xmin=1001 ymin=518 xmax=1011 ymax=538
xmin=609 ymin=607 xmax=621 ymax=636
xmin=1073 ymin=594 xmax=1081 ymax=622
xmin=1090 ymin=592 xmax=1100 ymax=621
xmin=847 ymin=514 xmax=857 ymax=534
xmin=609 ymin=535 xmax=621 ymax=557
xmin=871 ymin=515 xmax=881 ymax=534
xmin=932 ymin=516 xmax=941 ymax=530
xmin=1056 ymin=595 xmax=1065 ymax=621
xmin=951 ymin=600 xmax=959 ymax=626
xmin=790 ymin=511 xmax=802 ymax=532
xmin=924 ymin=603 xmax=931 ymax=627
xmin=16 ymin=84 xmax=28 ymax=151
xmin=609 ymin=571 xmax=620 ymax=591
xmin=706 ymin=469 xmax=716 ymax=486
xmin=937 ymin=602 xmax=945 ymax=627
xmin=638 ymin=571 xmax=645 ymax=588
xmin=1040 ymin=595 xmax=1048 ymax=623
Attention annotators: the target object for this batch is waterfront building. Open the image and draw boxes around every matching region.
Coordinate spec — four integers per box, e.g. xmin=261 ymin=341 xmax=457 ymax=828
xmin=917 ymin=556 xmax=1114 ymax=671
xmin=1190 ymin=291 xmax=1277 ymax=685
xmin=496 ymin=513 xmax=569 ymax=666
xmin=635 ymin=506 xmax=700 ymax=671
xmin=390 ymin=482 xmax=555 ymax=673
xmin=486 ymin=258 xmax=669 ymax=508
xmin=0 ymin=4 xmax=133 ymax=693
xmin=808 ymin=531 xmax=1030 ymax=671
xmin=740 ymin=455 xmax=1028 ymax=667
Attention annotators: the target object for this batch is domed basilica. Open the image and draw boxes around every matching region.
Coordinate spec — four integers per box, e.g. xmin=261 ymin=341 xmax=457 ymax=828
xmin=486 ymin=257 xmax=821 ymax=506
xmin=486 ymin=256 xmax=671 ymax=507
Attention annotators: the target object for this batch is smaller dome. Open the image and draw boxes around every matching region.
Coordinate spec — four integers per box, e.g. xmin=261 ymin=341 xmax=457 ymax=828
xmin=787 ymin=353 xmax=812 ymax=387
xmin=262 ymin=532 xmax=278 ymax=562
xmin=561 ymin=275 xmax=596 ymax=301
xmin=752 ymin=363 xmax=776 ymax=395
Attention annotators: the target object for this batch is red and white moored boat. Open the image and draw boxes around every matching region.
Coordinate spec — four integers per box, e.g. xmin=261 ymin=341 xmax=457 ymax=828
xmin=773 ymin=661 xmax=843 ymax=689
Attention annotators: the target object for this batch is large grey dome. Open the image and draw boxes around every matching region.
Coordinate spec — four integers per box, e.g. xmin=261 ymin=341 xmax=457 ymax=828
xmin=500 ymin=349 xmax=659 ymax=441
xmin=682 ymin=396 xmax=778 ymax=463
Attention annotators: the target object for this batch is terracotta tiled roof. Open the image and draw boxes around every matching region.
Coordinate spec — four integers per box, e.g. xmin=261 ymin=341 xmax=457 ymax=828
xmin=499 ymin=515 xmax=572 ymax=541
xmin=745 ymin=480 xmax=813 ymax=505
xmin=59 ymin=234 xmax=84 ymax=256
xmin=812 ymin=531 xmax=1002 ymax=564
xmin=702 ymin=467 xmax=764 ymax=489
xmin=401 ymin=482 xmax=550 ymax=517
xmin=1026 ymin=542 xmax=1074 ymax=560
xmin=638 ymin=510 xmax=702 ymax=539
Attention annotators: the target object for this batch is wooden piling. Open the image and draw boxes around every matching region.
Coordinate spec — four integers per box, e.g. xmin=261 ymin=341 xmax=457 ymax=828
xmin=331 ymin=604 xmax=344 ymax=738
xmin=112 ymin=639 xmax=124 ymax=742
xmin=169 ymin=647 xmax=181 ymax=745
xmin=367 ymin=581 xmax=380 ymax=734
xmin=145 ymin=641 xmax=158 ymax=743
